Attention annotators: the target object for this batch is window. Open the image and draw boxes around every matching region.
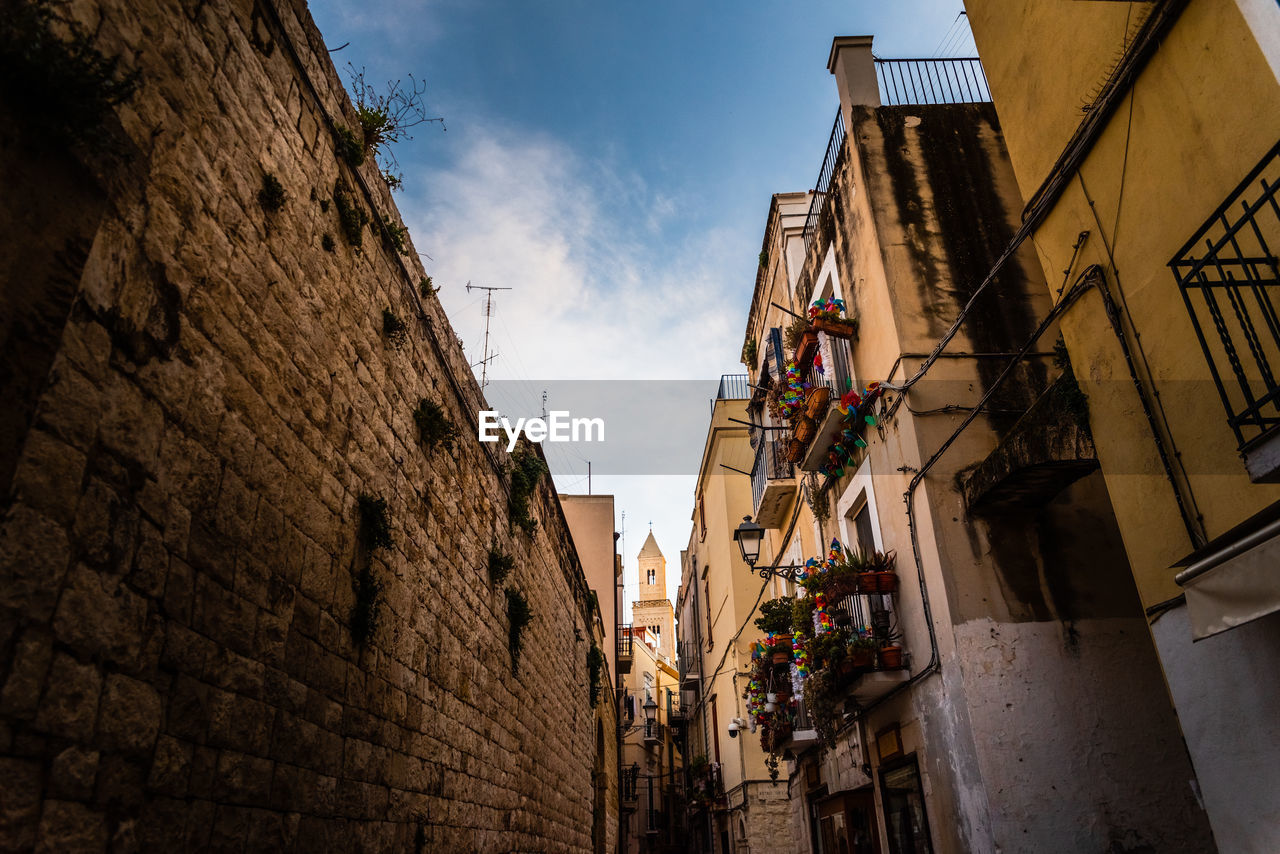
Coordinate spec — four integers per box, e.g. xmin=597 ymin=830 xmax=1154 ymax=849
xmin=852 ymin=502 xmax=875 ymax=554
xmin=651 ymin=624 xmax=661 ymax=645
xmin=881 ymin=757 xmax=934 ymax=854
xmin=647 ymin=568 xmax=656 ymax=585
xmin=703 ymin=581 xmax=713 ymax=649
xmin=698 ymin=496 xmax=707 ymax=542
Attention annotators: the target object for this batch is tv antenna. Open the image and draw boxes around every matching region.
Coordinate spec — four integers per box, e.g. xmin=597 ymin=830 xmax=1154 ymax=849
xmin=465 ymin=281 xmax=512 ymax=389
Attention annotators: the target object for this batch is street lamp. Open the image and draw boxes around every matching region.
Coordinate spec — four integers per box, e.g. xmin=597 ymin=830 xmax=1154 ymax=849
xmin=732 ymin=516 xmax=803 ymax=581
xmin=642 ymin=695 xmax=658 ymax=723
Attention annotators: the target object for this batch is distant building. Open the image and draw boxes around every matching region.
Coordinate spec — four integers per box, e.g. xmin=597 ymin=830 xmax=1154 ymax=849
xmin=619 ymin=536 xmax=684 ymax=853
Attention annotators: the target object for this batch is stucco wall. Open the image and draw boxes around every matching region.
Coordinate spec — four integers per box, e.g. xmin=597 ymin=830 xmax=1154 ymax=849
xmin=0 ymin=0 xmax=601 ymax=850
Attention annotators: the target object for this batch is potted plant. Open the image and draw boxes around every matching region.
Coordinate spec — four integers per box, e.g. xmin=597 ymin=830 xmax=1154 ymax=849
xmin=755 ymin=598 xmax=796 ymax=635
xmin=809 ymin=296 xmax=858 ymax=339
xmin=785 ymin=317 xmax=819 ymax=369
xmin=879 ymin=644 xmax=904 ymax=669
xmin=866 ymin=549 xmax=899 ymax=593
xmin=791 ymin=597 xmax=815 ymax=637
xmin=770 ymin=637 xmax=794 ymax=665
xmin=848 ymin=635 xmax=878 ymax=669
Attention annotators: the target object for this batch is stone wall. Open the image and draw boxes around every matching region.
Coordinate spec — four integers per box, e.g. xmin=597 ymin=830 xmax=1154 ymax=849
xmin=0 ymin=0 xmax=603 ymax=850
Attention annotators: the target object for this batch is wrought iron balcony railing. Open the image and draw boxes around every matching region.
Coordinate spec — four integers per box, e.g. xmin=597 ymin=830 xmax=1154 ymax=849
xmin=874 ymin=57 xmax=991 ymax=106
xmin=803 ymin=108 xmax=847 ymax=251
xmin=750 ymin=436 xmax=795 ymax=522
xmin=643 ymin=719 xmax=665 ymax=745
xmin=1171 ymin=140 xmax=1280 ymax=450
xmin=678 ymin=639 xmax=700 ymax=686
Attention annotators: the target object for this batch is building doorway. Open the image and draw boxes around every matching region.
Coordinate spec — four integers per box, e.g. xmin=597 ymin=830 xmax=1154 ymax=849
xmin=880 ymin=756 xmax=933 ymax=854
xmin=817 ymin=788 xmax=881 ymax=854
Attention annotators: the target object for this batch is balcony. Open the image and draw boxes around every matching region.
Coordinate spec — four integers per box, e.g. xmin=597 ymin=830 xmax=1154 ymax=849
xmin=1170 ymin=140 xmax=1280 ymax=480
xmin=618 ymin=624 xmax=633 ymax=674
xmin=621 ymin=764 xmax=639 ymax=810
xmin=751 ymin=436 xmax=796 ymax=528
xmin=711 ymin=374 xmax=750 ymax=413
xmin=678 ymin=640 xmax=700 ymax=687
xmin=668 ymin=688 xmax=695 ymax=723
xmin=962 ymin=372 xmax=1098 ymax=512
xmin=776 ymin=699 xmax=819 ymax=752
xmin=643 ymin=719 xmax=665 ymax=747
xmin=799 ymin=336 xmax=857 ymax=472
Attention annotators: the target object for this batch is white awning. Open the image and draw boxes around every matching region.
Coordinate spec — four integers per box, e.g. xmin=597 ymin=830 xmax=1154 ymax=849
xmin=1177 ymin=517 xmax=1280 ymax=640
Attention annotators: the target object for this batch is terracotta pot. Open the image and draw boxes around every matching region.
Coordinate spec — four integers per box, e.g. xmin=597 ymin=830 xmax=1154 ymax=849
xmin=849 ymin=648 xmax=875 ymax=669
xmin=794 ymin=329 xmax=819 ymax=369
xmin=857 ymin=572 xmax=879 ymax=594
xmin=813 ymin=316 xmax=857 ymax=339
xmin=837 ymin=658 xmax=858 ymax=678
xmin=793 ymin=417 xmax=816 ymax=444
xmin=806 ymin=386 xmax=831 ymax=419
xmin=823 ymin=574 xmax=859 ymax=601
xmin=785 ymin=439 xmax=805 ymax=463
xmin=879 ymin=646 xmax=904 ymax=669
xmin=772 ymin=650 xmax=793 ymax=665
xmin=876 ymin=571 xmax=900 ymax=594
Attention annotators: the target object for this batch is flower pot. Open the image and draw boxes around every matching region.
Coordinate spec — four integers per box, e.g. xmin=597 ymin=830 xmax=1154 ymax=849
xmin=857 ymin=572 xmax=879 ymax=594
xmin=879 ymin=645 xmax=904 ymax=669
xmin=849 ymin=648 xmax=875 ymax=669
xmin=794 ymin=417 xmax=817 ymax=444
xmin=785 ymin=439 xmax=805 ymax=463
xmin=876 ymin=571 xmax=900 ymax=594
xmin=823 ymin=574 xmax=859 ymax=601
xmin=794 ymin=329 xmax=819 ymax=369
xmin=772 ymin=650 xmax=793 ymax=665
xmin=806 ymin=386 xmax=831 ymax=419
xmin=813 ymin=316 xmax=857 ymax=339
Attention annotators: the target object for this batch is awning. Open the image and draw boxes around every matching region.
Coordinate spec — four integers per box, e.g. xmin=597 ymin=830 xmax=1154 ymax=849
xmin=1176 ymin=517 xmax=1280 ymax=640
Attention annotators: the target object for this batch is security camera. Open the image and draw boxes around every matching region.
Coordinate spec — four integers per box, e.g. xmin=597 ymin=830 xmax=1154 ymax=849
xmin=727 ymin=720 xmax=739 ymax=739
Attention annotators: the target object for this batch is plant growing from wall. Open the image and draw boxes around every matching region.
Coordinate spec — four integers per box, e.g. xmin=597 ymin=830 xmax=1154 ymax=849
xmin=346 ymin=64 xmax=444 ymax=156
xmin=505 ymin=587 xmax=533 ymax=674
xmin=783 ymin=317 xmax=810 ymax=352
xmin=382 ymin=169 xmax=404 ymax=192
xmin=487 ymin=545 xmax=515 ymax=585
xmin=356 ymin=493 xmax=393 ymax=551
xmin=321 ymin=233 xmax=335 ymax=253
xmin=758 ymin=251 xmax=768 ymax=269
xmin=351 ymin=564 xmax=382 ymax=646
xmin=412 ymin=398 xmax=457 ymax=451
xmin=587 ymin=643 xmax=605 ymax=706
xmin=258 ymin=172 xmax=286 ymax=212
xmin=742 ymin=337 xmax=757 ymax=367
xmin=381 ymin=215 xmax=408 ymax=254
xmin=420 ymin=276 xmax=439 ymax=298
xmin=382 ymin=308 xmax=408 ymax=348
xmin=509 ymin=446 xmax=548 ymax=536
xmin=351 ymin=493 xmax=391 ymax=646
xmin=0 ymin=0 xmax=141 ymax=152
xmin=333 ymin=182 xmax=368 ymax=248
xmin=334 ymin=124 xmax=365 ymax=167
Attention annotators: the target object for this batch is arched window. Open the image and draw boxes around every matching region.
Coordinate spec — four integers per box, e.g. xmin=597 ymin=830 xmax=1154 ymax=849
xmin=647 ymin=568 xmax=656 ymax=585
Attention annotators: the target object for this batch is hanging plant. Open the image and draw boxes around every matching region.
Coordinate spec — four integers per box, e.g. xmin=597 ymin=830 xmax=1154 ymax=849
xmin=356 ymin=493 xmax=393 ymax=551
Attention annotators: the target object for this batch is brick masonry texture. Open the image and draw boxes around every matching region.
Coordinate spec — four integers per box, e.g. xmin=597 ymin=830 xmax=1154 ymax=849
xmin=0 ymin=0 xmax=603 ymax=850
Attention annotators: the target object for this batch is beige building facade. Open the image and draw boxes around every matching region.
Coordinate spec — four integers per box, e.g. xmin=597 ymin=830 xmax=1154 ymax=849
xmin=678 ymin=33 xmax=1222 ymax=854
xmin=963 ymin=1 xmax=1280 ymax=849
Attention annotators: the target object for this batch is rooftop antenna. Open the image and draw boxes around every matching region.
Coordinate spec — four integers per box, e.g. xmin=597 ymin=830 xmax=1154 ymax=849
xmin=465 ymin=281 xmax=512 ymax=389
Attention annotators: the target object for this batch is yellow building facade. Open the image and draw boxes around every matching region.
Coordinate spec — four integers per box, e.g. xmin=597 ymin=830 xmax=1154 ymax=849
xmin=965 ymin=1 xmax=1280 ymax=848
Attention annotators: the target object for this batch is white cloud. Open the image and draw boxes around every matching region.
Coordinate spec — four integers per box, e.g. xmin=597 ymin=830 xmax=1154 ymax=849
xmin=398 ymin=123 xmax=754 ymax=603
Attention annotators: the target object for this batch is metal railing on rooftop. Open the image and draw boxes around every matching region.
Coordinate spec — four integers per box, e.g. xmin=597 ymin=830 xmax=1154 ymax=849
xmin=803 ymin=108 xmax=847 ymax=251
xmin=716 ymin=374 xmax=750 ymax=402
xmin=875 ymin=57 xmax=991 ymax=106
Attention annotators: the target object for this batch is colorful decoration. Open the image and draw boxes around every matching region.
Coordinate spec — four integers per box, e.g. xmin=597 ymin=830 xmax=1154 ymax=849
xmin=778 ymin=360 xmax=808 ymax=421
xmin=808 ymin=296 xmax=847 ymax=322
xmin=818 ymin=382 xmax=885 ymax=477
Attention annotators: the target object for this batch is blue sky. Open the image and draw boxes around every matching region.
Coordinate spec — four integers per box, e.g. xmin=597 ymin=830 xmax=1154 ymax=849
xmin=307 ymin=0 xmax=973 ymax=607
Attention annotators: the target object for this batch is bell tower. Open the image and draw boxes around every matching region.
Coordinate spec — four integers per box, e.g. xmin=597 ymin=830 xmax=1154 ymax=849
xmin=633 ymin=531 xmax=675 ymax=660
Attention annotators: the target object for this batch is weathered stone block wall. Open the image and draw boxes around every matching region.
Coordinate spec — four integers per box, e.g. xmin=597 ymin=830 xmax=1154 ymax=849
xmin=0 ymin=0 xmax=602 ymax=850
